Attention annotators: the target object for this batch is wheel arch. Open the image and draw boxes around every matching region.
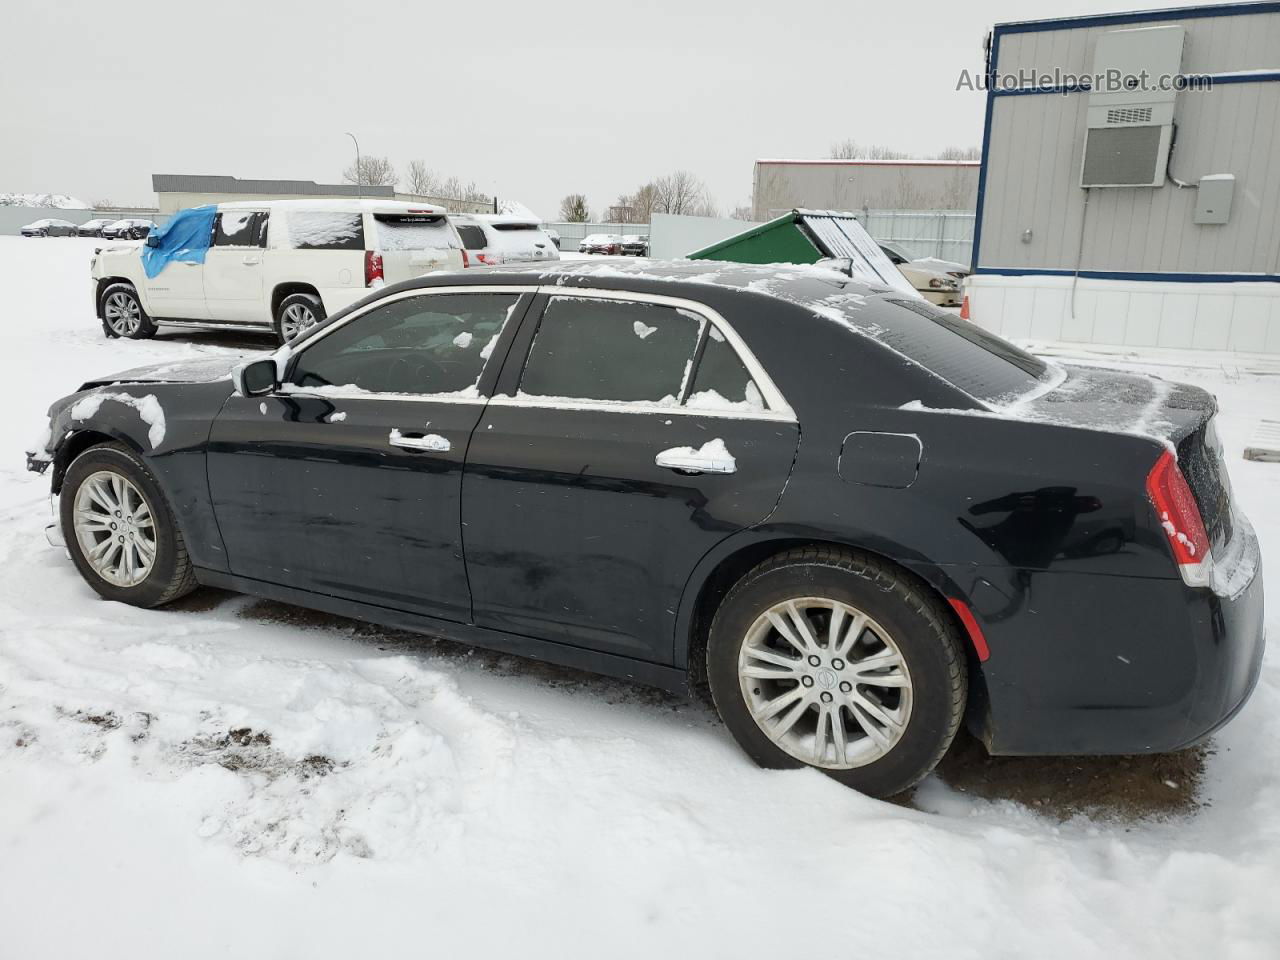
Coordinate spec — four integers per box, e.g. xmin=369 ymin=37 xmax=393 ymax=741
xmin=271 ymin=282 xmax=322 ymax=320
xmin=95 ymin=277 xmax=138 ymax=318
xmin=676 ymin=533 xmax=990 ymax=725
xmin=51 ymin=428 xmax=147 ymax=495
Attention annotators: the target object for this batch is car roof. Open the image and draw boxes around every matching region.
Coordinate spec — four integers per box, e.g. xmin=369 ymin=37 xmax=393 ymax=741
xmin=218 ymin=198 xmax=446 ymax=215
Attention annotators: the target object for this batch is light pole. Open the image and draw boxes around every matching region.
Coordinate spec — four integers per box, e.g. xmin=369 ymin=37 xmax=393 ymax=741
xmin=346 ymin=132 xmax=362 ymax=198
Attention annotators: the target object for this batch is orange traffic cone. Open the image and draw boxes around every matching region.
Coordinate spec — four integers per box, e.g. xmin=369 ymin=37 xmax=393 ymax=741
xmin=959 ymin=295 xmax=970 ymax=320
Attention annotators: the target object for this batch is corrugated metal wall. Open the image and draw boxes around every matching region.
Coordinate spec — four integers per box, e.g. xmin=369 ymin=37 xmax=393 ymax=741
xmin=978 ymin=8 xmax=1280 ymax=277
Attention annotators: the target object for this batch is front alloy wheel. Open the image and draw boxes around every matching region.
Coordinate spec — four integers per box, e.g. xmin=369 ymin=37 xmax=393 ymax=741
xmin=738 ymin=598 xmax=912 ymax=769
xmin=72 ymin=469 xmax=156 ymax=587
xmin=103 ymin=290 xmax=142 ymax=337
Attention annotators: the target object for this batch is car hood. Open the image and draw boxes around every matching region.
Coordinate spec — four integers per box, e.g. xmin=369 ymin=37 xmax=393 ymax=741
xmin=80 ymin=355 xmax=250 ymax=389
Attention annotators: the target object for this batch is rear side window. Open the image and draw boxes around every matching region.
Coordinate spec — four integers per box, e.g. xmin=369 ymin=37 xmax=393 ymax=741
xmin=372 ymin=214 xmax=461 ymax=252
xmin=213 ymin=211 xmax=256 ymax=246
xmin=280 ymin=211 xmax=364 ymax=250
xmin=873 ymin=298 xmax=1049 ymax=404
xmin=455 ymin=224 xmax=488 ymax=250
xmin=519 ymin=298 xmax=700 ymax=404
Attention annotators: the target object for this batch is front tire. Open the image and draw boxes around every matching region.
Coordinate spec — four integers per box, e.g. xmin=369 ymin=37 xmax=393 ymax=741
xmin=706 ymin=547 xmax=966 ymax=798
xmin=100 ymin=282 xmax=157 ymax=340
xmin=275 ymin=292 xmax=326 ymax=344
xmin=60 ymin=443 xmax=197 ymax=607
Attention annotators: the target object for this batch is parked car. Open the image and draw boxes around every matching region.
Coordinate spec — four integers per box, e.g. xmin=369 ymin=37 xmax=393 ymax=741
xmin=29 ymin=260 xmax=1263 ymax=799
xmin=451 ymin=215 xmax=559 ymax=265
xmin=877 ymin=241 xmax=962 ymax=307
xmin=90 ymin=200 xmax=465 ymax=343
xmin=76 ymin=218 xmax=117 ymax=238
xmin=579 ymin=233 xmax=622 ymax=255
xmin=101 ymin=219 xmax=158 ymax=240
xmin=20 ymin=218 xmax=78 ymax=237
xmin=620 ymin=234 xmax=649 ymax=256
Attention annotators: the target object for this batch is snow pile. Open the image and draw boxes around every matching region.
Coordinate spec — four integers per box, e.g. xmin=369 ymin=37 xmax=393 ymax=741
xmin=70 ymin=391 xmax=166 ymax=448
xmin=0 ymin=192 xmax=88 ymax=209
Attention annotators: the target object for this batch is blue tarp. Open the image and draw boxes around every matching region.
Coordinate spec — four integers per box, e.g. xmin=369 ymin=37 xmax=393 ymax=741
xmin=140 ymin=205 xmax=217 ymax=278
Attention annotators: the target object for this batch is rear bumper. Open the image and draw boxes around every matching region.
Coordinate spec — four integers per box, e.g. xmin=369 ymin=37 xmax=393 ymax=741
xmin=939 ymin=548 xmax=1265 ymax=756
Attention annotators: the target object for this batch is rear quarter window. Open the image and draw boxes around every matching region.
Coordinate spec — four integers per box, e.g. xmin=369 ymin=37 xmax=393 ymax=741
xmin=870 ymin=298 xmax=1049 ymax=404
xmin=279 ymin=212 xmax=364 ymax=251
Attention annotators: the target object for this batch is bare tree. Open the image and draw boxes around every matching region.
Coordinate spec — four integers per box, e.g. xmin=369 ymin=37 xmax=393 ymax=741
xmin=559 ymin=194 xmax=590 ymax=222
xmin=829 ymin=140 xmax=912 ymax=160
xmin=729 ymin=205 xmax=754 ymax=221
xmin=936 ymin=145 xmax=982 ymax=161
xmin=342 ymin=154 xmax=397 ymax=187
xmin=404 ymin=159 xmax=439 ymax=195
xmin=652 ymin=171 xmax=716 ymax=216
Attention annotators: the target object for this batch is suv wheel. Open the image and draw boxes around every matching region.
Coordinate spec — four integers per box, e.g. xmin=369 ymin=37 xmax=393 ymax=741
xmin=275 ymin=292 xmax=326 ymax=343
xmin=100 ymin=282 xmax=157 ymax=340
xmin=60 ymin=443 xmax=197 ymax=607
xmin=706 ymin=547 xmax=966 ymax=798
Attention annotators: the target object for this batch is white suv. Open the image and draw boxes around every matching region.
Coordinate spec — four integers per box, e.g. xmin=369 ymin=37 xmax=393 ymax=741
xmin=451 ymin=214 xmax=560 ymax=266
xmin=91 ymin=199 xmax=466 ymax=342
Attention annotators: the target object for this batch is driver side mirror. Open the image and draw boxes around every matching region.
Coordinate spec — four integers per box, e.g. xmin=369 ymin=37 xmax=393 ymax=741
xmin=144 ymin=234 xmax=161 ymax=248
xmin=236 ymin=358 xmax=279 ymax=397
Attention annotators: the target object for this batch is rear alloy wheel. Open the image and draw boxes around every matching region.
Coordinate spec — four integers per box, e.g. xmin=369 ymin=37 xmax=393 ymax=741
xmin=276 ymin=292 xmax=326 ymax=343
xmin=100 ymin=283 xmax=156 ymax=340
xmin=707 ymin=547 xmax=966 ymax=798
xmin=60 ymin=443 xmax=196 ymax=607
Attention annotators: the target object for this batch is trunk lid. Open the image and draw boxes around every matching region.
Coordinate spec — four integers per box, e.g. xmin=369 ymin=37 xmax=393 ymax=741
xmin=1018 ymin=365 xmax=1231 ymax=552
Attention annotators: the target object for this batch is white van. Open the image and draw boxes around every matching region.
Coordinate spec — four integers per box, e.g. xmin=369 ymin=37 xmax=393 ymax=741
xmin=91 ymin=199 xmax=466 ymax=342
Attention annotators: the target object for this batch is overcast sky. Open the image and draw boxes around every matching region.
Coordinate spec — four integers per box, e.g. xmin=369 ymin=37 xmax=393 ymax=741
xmin=7 ymin=0 xmax=1181 ymax=219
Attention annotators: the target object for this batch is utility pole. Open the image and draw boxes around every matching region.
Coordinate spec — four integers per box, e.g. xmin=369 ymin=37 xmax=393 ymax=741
xmin=346 ymin=132 xmax=362 ymax=198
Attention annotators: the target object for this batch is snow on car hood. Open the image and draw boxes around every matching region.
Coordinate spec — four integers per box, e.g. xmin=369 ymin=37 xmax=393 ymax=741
xmin=81 ymin=355 xmax=250 ymax=389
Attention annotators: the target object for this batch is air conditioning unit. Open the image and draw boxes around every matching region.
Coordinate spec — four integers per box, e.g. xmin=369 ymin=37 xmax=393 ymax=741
xmin=1080 ymin=25 xmax=1186 ymax=188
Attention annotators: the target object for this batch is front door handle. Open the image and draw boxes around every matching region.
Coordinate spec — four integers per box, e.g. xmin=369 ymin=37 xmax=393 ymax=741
xmin=389 ymin=428 xmax=451 ymax=453
xmin=655 ymin=441 xmax=736 ymax=475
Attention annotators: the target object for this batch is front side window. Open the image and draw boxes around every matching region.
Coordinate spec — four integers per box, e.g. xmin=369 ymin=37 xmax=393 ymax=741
xmin=518 ymin=298 xmax=701 ymax=404
xmin=290 ymin=293 xmax=520 ymax=395
xmin=213 ymin=211 xmax=256 ymax=246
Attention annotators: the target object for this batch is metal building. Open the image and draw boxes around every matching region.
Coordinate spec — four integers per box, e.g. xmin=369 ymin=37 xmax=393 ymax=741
xmin=752 ymin=160 xmax=980 ymax=221
xmin=968 ymin=2 xmax=1280 ymax=355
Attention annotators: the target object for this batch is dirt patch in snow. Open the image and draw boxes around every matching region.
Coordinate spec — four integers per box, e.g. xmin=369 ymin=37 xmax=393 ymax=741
xmin=933 ymin=732 xmax=1207 ymax=820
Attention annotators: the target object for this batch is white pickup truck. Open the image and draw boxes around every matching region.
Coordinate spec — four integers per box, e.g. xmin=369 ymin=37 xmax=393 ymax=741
xmin=91 ymin=199 xmax=467 ymax=343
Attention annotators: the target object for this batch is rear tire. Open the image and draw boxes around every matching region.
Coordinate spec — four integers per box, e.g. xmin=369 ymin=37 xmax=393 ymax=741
xmin=100 ymin=282 xmax=157 ymax=340
xmin=706 ymin=546 xmax=966 ymax=798
xmin=275 ymin=292 xmax=326 ymax=344
xmin=59 ymin=442 xmax=197 ymax=608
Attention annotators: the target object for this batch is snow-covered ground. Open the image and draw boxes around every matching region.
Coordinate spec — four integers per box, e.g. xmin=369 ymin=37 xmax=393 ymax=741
xmin=2 ymin=237 xmax=1278 ymax=958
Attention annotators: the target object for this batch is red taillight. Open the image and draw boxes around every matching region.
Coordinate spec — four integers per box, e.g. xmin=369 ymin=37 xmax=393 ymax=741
xmin=364 ymin=250 xmax=384 ymax=286
xmin=1146 ymin=449 xmax=1213 ymax=586
xmin=461 ymin=249 xmax=471 ymax=267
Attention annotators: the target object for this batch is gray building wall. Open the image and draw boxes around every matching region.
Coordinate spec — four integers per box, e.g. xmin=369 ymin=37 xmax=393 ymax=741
xmin=753 ymin=161 xmax=979 ymax=221
xmin=977 ymin=6 xmax=1280 ymax=276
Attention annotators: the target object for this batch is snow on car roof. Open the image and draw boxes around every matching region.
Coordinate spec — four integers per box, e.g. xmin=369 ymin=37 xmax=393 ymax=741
xmin=477 ymin=214 xmax=540 ymax=227
xmin=219 ymin=199 xmax=446 ymax=215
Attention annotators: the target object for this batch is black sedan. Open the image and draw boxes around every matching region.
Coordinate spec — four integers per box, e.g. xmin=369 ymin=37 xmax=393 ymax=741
xmin=27 ymin=261 xmax=1264 ymax=797
xmin=76 ymin=218 xmax=117 ymax=238
xmin=101 ymin=218 xmax=156 ymax=240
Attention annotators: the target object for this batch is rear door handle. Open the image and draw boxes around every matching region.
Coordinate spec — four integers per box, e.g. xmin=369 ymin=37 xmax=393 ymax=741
xmin=655 ymin=444 xmax=736 ymax=474
xmin=389 ymin=428 xmax=451 ymax=452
